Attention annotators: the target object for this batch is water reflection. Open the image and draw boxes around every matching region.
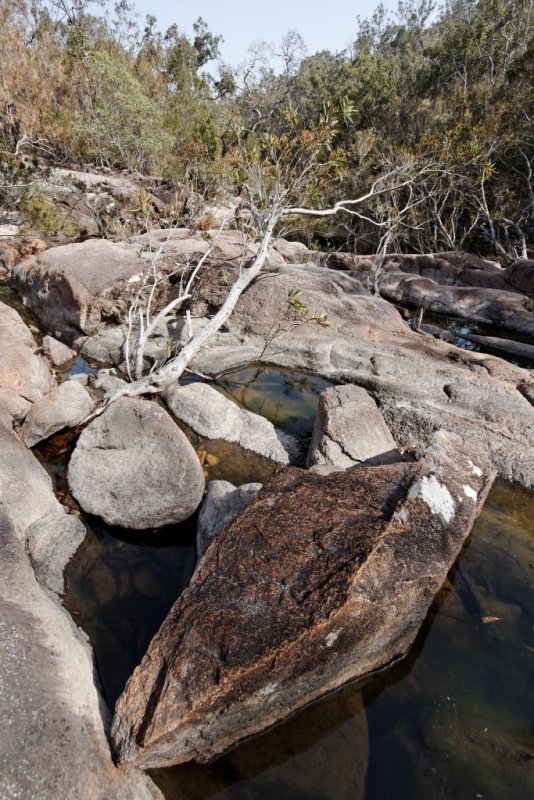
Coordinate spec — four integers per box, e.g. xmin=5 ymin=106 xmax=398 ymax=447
xmin=216 ymin=367 xmax=332 ymax=439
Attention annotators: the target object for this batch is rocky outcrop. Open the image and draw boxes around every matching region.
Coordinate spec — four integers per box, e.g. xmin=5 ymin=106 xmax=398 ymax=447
xmin=163 ymin=382 xmax=305 ymax=466
xmin=111 ymin=430 xmax=495 ymax=769
xmin=68 ymin=397 xmax=205 ymax=529
xmin=190 ymin=264 xmax=534 ymax=488
xmin=20 ymin=380 xmax=93 ymax=447
xmin=0 ymin=412 xmax=162 ymax=800
xmin=13 ymin=239 xmax=146 ymax=338
xmin=307 ymin=384 xmax=401 ymax=469
xmin=0 ymin=300 xmax=54 ymax=419
xmin=378 ymin=271 xmax=534 ymax=339
xmin=197 ymin=480 xmax=262 ymax=558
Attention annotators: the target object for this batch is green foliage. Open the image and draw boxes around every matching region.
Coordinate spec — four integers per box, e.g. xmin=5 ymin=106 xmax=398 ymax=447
xmin=19 ymin=191 xmax=80 ymax=237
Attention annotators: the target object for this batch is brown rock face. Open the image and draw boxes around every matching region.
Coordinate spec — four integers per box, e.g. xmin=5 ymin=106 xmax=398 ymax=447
xmin=112 ymin=430 xmax=495 ymax=769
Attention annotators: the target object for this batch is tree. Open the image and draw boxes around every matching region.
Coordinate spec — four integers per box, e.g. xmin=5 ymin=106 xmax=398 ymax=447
xmin=94 ymin=110 xmax=430 ymax=412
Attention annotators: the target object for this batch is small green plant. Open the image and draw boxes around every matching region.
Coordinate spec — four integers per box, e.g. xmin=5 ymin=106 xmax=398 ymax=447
xmin=285 ymin=288 xmax=329 ymax=327
xmin=19 ymin=191 xmax=80 ymax=237
xmin=218 ymin=268 xmax=230 ymax=284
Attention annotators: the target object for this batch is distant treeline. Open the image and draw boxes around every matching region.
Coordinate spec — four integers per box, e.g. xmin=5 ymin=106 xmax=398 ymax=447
xmin=1 ymin=0 xmax=533 ymax=257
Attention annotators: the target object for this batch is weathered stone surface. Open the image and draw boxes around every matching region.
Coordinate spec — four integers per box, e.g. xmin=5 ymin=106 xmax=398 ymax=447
xmin=0 ymin=300 xmax=54 ymax=417
xmin=0 ymin=413 xmax=162 ymax=800
xmin=21 ymin=381 xmax=93 ymax=447
xmin=163 ymin=382 xmax=305 ymax=466
xmin=91 ymin=368 xmax=127 ymax=394
xmin=27 ymin=509 xmax=87 ymax=596
xmin=379 ymin=271 xmax=534 ymax=339
xmin=68 ymin=397 xmax=205 ymax=529
xmin=42 ymin=334 xmax=75 ymax=366
xmin=197 ymin=480 xmax=262 ymax=557
xmin=308 ymin=384 xmax=401 ymax=469
xmin=112 ymin=430 xmax=495 ymax=769
xmin=13 ymin=239 xmax=145 ymax=337
xmin=190 ymin=264 xmax=534 ymax=488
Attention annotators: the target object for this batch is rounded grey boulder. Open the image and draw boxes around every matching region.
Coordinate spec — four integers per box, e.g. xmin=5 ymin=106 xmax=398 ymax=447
xmin=68 ymin=397 xmax=205 ymax=529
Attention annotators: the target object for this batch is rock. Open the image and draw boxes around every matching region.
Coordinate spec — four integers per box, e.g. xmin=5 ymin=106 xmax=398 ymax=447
xmin=163 ymin=382 xmax=304 ymax=466
xmin=21 ymin=381 xmax=94 ymax=447
xmin=42 ymin=334 xmax=75 ymax=367
xmin=0 ymin=413 xmax=162 ymax=800
xmin=67 ymin=372 xmax=89 ymax=386
xmin=0 ymin=300 xmax=54 ymax=417
xmin=76 ymin=324 xmax=128 ymax=364
xmin=379 ymin=271 xmax=534 ymax=340
xmin=13 ymin=239 xmax=145 ymax=338
xmin=91 ymin=368 xmax=127 ymax=394
xmin=26 ymin=510 xmax=86 ymax=596
xmin=111 ymin=430 xmax=495 ymax=768
xmin=502 ymin=258 xmax=534 ymax=297
xmin=68 ymin=397 xmax=205 ymax=529
xmin=307 ymin=384 xmax=401 ymax=469
xmin=189 ymin=264 xmax=534 ymax=489
xmin=197 ymin=480 xmax=262 ymax=557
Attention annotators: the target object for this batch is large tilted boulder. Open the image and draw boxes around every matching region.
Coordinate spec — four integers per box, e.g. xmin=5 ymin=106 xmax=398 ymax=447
xmin=307 ymin=384 xmax=401 ymax=469
xmin=21 ymin=380 xmax=94 ymax=447
xmin=0 ymin=413 xmax=161 ymax=800
xmin=111 ymin=430 xmax=495 ymax=769
xmin=163 ymin=382 xmax=304 ymax=466
xmin=0 ymin=300 xmax=54 ymax=418
xmin=196 ymin=480 xmax=262 ymax=558
xmin=190 ymin=264 xmax=534 ymax=488
xmin=68 ymin=397 xmax=205 ymax=529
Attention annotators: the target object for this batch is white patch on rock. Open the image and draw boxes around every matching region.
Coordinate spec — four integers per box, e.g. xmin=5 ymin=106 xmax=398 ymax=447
xmin=128 ymin=274 xmax=141 ymax=284
xmin=463 ymin=484 xmax=477 ymax=501
xmin=325 ymin=631 xmax=340 ymax=648
xmin=468 ymin=460 xmax=483 ymax=477
xmin=259 ymin=682 xmax=278 ymax=698
xmin=409 ymin=475 xmax=456 ymax=523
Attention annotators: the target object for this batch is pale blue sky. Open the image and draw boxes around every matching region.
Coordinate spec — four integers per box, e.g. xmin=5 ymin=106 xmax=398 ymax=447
xmin=129 ymin=1 xmax=398 ymax=65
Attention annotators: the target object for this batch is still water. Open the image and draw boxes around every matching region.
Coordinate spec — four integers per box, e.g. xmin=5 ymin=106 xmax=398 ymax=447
xmin=50 ymin=367 xmax=534 ymax=800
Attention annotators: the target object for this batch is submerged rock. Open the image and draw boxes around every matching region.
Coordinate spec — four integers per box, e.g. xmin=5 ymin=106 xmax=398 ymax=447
xmin=307 ymin=384 xmax=401 ymax=469
xmin=197 ymin=480 xmax=262 ymax=557
xmin=68 ymin=397 xmax=205 ymax=529
xmin=112 ymin=430 xmax=495 ymax=769
xmin=163 ymin=382 xmax=304 ymax=466
xmin=21 ymin=380 xmax=93 ymax=447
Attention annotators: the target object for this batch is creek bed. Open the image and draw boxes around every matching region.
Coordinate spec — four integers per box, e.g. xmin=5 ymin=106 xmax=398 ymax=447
xmin=30 ymin=363 xmax=534 ymax=800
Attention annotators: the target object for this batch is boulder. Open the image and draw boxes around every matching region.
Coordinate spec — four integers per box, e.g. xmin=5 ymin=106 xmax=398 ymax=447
xmin=307 ymin=384 xmax=401 ymax=469
xmin=0 ymin=413 xmax=162 ymax=800
xmin=0 ymin=300 xmax=54 ymax=418
xmin=21 ymin=381 xmax=94 ymax=447
xmin=502 ymin=258 xmax=534 ymax=297
xmin=68 ymin=397 xmax=205 ymax=529
xmin=163 ymin=382 xmax=305 ymax=466
xmin=26 ymin=509 xmax=87 ymax=596
xmin=197 ymin=480 xmax=262 ymax=558
xmin=42 ymin=335 xmax=75 ymax=367
xmin=111 ymin=430 xmax=495 ymax=768
xmin=378 ymin=272 xmax=534 ymax=339
xmin=189 ymin=264 xmax=534 ymax=489
xmin=13 ymin=239 xmax=145 ymax=338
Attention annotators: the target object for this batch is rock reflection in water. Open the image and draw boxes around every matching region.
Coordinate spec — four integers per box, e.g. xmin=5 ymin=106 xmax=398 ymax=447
xmin=65 ymin=521 xmax=196 ymax=709
xmin=150 ymin=683 xmax=368 ymax=800
xmin=216 ymin=367 xmax=332 ymax=439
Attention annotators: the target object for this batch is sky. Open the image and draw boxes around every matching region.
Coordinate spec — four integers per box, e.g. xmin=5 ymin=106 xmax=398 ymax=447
xmin=129 ymin=0 xmax=398 ymax=66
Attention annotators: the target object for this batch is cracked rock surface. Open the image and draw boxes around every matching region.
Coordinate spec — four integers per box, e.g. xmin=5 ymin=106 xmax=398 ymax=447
xmin=112 ymin=430 xmax=495 ymax=769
